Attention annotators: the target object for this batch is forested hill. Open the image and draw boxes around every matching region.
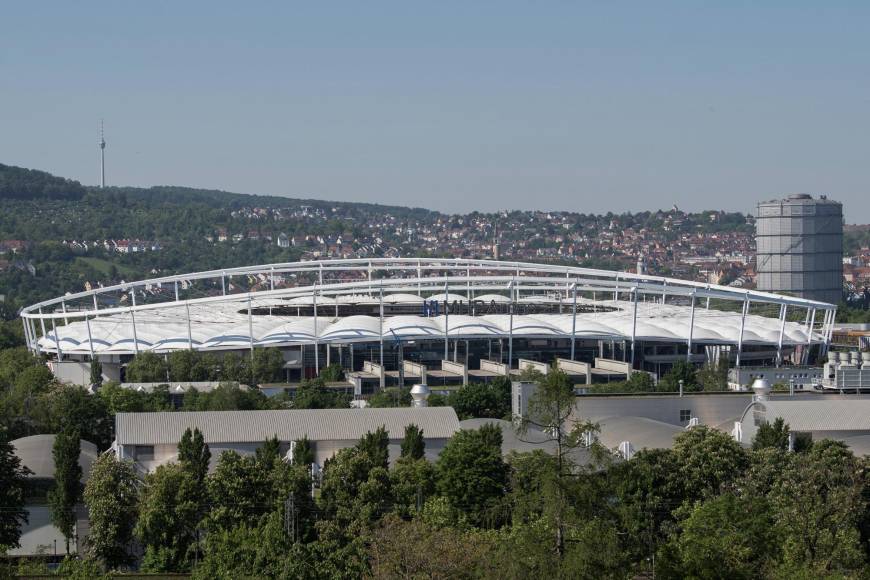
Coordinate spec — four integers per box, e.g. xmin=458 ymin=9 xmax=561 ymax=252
xmin=0 ymin=162 xmax=439 ymax=241
xmin=0 ymin=163 xmax=87 ymax=201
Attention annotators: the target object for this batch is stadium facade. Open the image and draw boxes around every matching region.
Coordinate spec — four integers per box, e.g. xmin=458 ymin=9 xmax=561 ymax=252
xmin=20 ymin=258 xmax=837 ymax=384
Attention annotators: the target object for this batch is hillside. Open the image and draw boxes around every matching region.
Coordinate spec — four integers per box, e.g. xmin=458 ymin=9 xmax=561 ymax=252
xmin=0 ymin=163 xmax=86 ymax=201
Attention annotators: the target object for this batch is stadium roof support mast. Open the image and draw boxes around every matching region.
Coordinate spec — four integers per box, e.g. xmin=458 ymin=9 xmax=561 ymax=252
xmin=99 ymin=120 xmax=106 ymax=188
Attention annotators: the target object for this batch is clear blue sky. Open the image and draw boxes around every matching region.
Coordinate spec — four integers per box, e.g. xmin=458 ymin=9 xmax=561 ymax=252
xmin=1 ymin=2 xmax=868 ymax=220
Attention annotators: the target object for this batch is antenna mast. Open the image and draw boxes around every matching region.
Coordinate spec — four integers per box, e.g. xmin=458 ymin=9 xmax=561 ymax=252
xmin=99 ymin=120 xmax=106 ymax=188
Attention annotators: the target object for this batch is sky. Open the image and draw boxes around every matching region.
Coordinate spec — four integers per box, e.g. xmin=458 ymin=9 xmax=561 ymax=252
xmin=1 ymin=2 xmax=868 ymax=221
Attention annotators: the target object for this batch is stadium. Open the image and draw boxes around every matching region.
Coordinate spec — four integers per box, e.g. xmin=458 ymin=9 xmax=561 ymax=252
xmin=20 ymin=258 xmax=837 ymax=386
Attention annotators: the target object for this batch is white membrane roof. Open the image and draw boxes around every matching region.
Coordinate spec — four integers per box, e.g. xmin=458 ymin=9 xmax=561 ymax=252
xmin=38 ymin=298 xmax=818 ymax=355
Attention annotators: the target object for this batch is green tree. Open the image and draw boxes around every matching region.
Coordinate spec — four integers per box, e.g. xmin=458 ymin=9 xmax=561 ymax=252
xmin=671 ymin=425 xmax=748 ymax=504
xmin=319 ymin=363 xmax=344 ymax=382
xmin=219 ymin=352 xmax=250 ymax=383
xmin=368 ymin=515 xmax=498 ymax=579
xmin=400 ymin=423 xmax=425 ymax=460
xmin=125 ymin=352 xmax=168 ymax=383
xmin=178 ymin=427 xmax=211 ymax=484
xmin=358 ymin=426 xmax=390 ymax=470
xmin=192 ymin=512 xmax=292 ymax=580
xmin=182 ymin=382 xmax=270 ymax=411
xmin=292 ymin=380 xmax=351 ymax=409
xmin=367 ymin=387 xmax=411 ymax=408
xmin=518 ymin=367 xmax=600 ymax=556
xmin=137 ymin=463 xmax=201 ymax=572
xmin=292 ymin=436 xmax=314 ymax=467
xmin=83 ymin=454 xmax=138 ymax=569
xmin=176 ymin=426 xmax=210 ymax=564
xmin=448 ymin=381 xmax=510 ymax=419
xmin=168 ymin=350 xmax=199 ymax=382
xmin=662 ymin=493 xmax=779 ymax=579
xmin=752 ymin=417 xmax=790 ymax=451
xmin=49 ymin=426 xmax=82 ymax=554
xmin=206 ymin=451 xmax=270 ymax=532
xmin=610 ymin=448 xmax=682 ymax=572
xmin=697 ymin=357 xmax=729 ymax=391
xmin=659 ymin=360 xmax=699 ymax=392
xmin=251 ymin=347 xmax=284 ymax=384
xmin=0 ymin=427 xmax=31 ymax=550
xmin=89 ymin=358 xmax=103 ymax=388
xmin=436 ymin=424 xmax=507 ymax=527
xmin=33 ymin=385 xmax=113 ymax=450
xmin=767 ymin=440 xmax=866 ymax=574
xmin=390 ymin=456 xmax=436 ymax=518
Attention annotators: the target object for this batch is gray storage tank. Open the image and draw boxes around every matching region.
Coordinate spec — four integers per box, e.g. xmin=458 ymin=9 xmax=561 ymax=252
xmin=756 ymin=194 xmax=842 ymax=304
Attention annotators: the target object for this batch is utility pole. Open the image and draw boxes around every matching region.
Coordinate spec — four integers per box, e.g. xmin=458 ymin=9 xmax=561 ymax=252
xmin=285 ymin=493 xmax=298 ymax=543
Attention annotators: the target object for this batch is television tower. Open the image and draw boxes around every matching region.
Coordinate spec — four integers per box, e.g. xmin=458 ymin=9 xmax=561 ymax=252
xmin=99 ymin=120 xmax=106 ymax=188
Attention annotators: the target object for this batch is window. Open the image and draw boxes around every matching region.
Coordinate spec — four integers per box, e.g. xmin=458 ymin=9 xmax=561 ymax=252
xmin=679 ymin=409 xmax=691 ymax=422
xmin=135 ymin=445 xmax=154 ymax=461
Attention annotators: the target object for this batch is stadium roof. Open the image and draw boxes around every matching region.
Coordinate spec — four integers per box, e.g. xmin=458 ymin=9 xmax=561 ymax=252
xmin=116 ymin=407 xmax=461 ymax=446
xmin=36 ymin=301 xmax=818 ymax=355
xmin=22 ymin=258 xmax=835 ymax=356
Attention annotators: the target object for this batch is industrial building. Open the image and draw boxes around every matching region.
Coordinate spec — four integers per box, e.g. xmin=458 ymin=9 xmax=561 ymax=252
xmin=114 ymin=406 xmax=461 ymax=473
xmin=7 ymin=435 xmax=97 ymax=558
xmin=736 ymin=379 xmax=870 ymax=453
xmin=756 ymin=193 xmax=843 ymax=304
xmin=20 ymin=258 xmax=838 ymax=388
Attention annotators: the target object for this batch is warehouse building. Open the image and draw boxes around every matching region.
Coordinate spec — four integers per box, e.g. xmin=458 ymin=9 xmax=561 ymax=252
xmin=114 ymin=407 xmax=460 ymax=473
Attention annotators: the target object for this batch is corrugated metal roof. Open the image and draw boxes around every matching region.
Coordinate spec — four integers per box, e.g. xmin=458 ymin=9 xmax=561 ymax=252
xmin=116 ymin=407 xmax=460 ymax=446
xmin=10 ymin=435 xmax=98 ymax=480
xmin=594 ymin=416 xmax=683 ymax=450
xmin=754 ymin=399 xmax=870 ymax=432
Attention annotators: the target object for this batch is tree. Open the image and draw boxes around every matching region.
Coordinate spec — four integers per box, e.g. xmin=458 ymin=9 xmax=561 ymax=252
xmin=697 ymin=357 xmax=729 ymax=391
xmin=400 ymin=424 xmax=425 ymax=460
xmin=219 ymin=352 xmax=250 ymax=384
xmin=178 ymin=427 xmax=211 ymax=484
xmin=0 ymin=427 xmax=30 ymax=550
xmin=49 ymin=426 xmax=82 ymax=554
xmin=448 ymin=382 xmax=510 ymax=419
xmin=357 ymin=426 xmax=390 ymax=470
xmin=367 ymin=387 xmax=412 ymax=408
xmin=125 ymin=352 xmax=168 ymax=383
xmin=206 ymin=451 xmax=270 ymax=532
xmin=319 ymin=363 xmax=344 ymax=382
xmin=662 ymin=493 xmax=779 ymax=579
xmin=436 ymin=424 xmax=507 ymax=527
xmin=518 ymin=367 xmax=599 ymax=556
xmin=83 ymin=454 xmax=138 ymax=569
xmin=390 ymin=456 xmax=436 ymax=518
xmin=610 ymin=448 xmax=682 ymax=571
xmin=659 ymin=361 xmax=698 ymax=392
xmin=168 ymin=350 xmax=199 ymax=382
xmin=89 ymin=358 xmax=103 ymax=388
xmin=137 ymin=463 xmax=201 ymax=572
xmin=192 ymin=512 xmax=292 ymax=580
xmin=368 ymin=515 xmax=498 ymax=579
xmin=670 ymin=426 xmax=748 ymax=504
xmin=767 ymin=440 xmax=866 ymax=574
xmin=182 ymin=382 xmax=270 ymax=411
xmin=292 ymin=380 xmax=351 ymax=409
xmin=33 ymin=385 xmax=113 ymax=450
xmin=752 ymin=417 xmax=790 ymax=451
xmin=251 ymin=348 xmax=284 ymax=384
xmin=292 ymin=436 xmax=314 ymax=467
xmin=255 ymin=436 xmax=281 ymax=468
